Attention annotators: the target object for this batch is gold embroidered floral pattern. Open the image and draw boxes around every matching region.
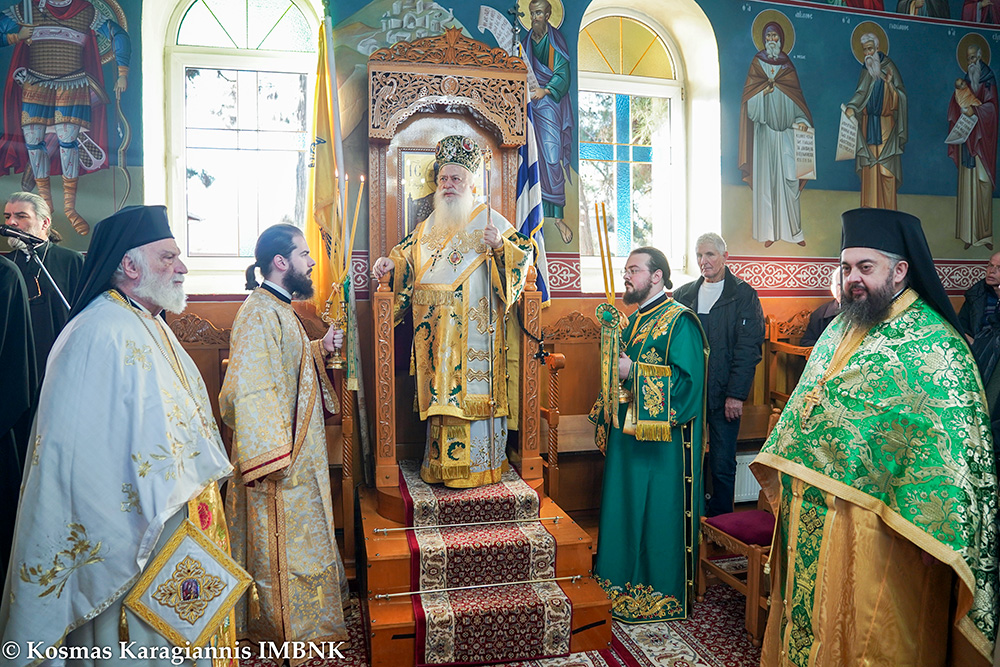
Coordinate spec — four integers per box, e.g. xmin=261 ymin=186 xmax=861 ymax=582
xmin=640 ymin=348 xmax=663 ymax=365
xmin=597 ymin=577 xmax=684 ymax=620
xmin=152 ymin=555 xmax=227 ymax=624
xmin=121 ymin=483 xmax=141 ymax=514
xmin=468 ymin=296 xmax=491 ymax=335
xmin=421 ymin=228 xmax=486 ymax=254
xmin=20 ymin=523 xmax=105 ymax=598
xmin=132 ymin=453 xmax=152 ymax=477
xmin=124 ymin=340 xmax=152 ymax=371
xmin=642 ymin=377 xmax=666 ymax=418
xmin=132 ymin=433 xmax=201 ymax=481
xmin=163 ymin=390 xmax=215 ymax=442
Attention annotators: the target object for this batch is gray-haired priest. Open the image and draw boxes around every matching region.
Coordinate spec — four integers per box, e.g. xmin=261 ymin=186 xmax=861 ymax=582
xmin=372 ymin=135 xmax=534 ymax=488
xmin=0 ymin=206 xmax=242 ymax=665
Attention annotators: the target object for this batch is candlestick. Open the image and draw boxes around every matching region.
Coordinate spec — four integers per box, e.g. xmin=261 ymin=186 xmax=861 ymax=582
xmin=345 ymin=175 xmax=365 ymax=276
xmin=595 ymin=202 xmax=612 ymax=304
xmin=600 ymin=202 xmax=615 ymax=305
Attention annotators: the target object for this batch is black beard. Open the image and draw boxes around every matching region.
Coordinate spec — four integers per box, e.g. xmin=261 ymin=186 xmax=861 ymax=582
xmin=623 ymin=282 xmax=652 ymax=305
xmin=841 ymin=277 xmax=895 ymax=328
xmin=286 ymin=265 xmax=314 ymax=300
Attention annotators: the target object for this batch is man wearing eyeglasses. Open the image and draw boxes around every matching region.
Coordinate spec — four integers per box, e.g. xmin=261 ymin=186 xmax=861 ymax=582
xmin=673 ymin=232 xmax=765 ymax=516
xmin=591 ymin=246 xmax=709 ymax=622
xmin=2 ymin=191 xmax=83 ymax=374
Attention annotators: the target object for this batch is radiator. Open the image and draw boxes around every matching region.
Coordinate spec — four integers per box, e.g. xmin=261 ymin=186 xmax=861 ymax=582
xmin=734 ymin=451 xmax=762 ymax=503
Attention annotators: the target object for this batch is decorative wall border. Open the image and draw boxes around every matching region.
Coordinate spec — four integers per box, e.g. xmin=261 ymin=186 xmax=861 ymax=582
xmin=727 ymin=256 xmax=984 ymax=297
xmin=545 ymin=252 xmax=583 ymax=297
xmin=348 ymin=253 xmax=985 ymax=300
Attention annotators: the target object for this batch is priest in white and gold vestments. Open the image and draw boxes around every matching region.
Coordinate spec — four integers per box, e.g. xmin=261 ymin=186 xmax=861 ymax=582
xmin=1 ymin=206 xmax=238 ymax=665
xmin=372 ymin=135 xmax=534 ymax=488
xmin=221 ymin=224 xmax=349 ymax=653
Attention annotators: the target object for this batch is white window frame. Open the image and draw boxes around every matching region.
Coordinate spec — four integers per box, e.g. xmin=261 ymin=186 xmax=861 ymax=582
xmin=578 ymin=70 xmax=685 ymax=296
xmin=147 ymin=0 xmax=321 ymax=294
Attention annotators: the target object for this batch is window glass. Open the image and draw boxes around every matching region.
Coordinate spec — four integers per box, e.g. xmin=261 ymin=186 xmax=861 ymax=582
xmin=182 ymin=66 xmax=309 ymax=257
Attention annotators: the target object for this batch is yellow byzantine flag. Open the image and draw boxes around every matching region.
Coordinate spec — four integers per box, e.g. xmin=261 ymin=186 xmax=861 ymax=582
xmin=307 ymin=21 xmax=344 ymax=315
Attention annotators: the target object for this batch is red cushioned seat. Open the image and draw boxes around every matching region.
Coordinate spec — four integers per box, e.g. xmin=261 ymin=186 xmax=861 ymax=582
xmin=704 ymin=510 xmax=775 ymax=547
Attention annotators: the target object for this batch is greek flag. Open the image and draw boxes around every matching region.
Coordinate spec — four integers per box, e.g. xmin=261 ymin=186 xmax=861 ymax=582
xmin=517 ymin=101 xmax=550 ymax=305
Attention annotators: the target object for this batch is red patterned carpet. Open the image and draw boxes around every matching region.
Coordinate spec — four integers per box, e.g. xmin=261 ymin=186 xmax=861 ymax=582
xmin=241 ymin=585 xmax=761 ymax=667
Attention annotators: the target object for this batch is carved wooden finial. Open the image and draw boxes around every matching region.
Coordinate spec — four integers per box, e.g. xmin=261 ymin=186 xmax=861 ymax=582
xmin=377 ymin=272 xmax=392 ymax=292
xmin=525 ymin=265 xmax=537 ymax=291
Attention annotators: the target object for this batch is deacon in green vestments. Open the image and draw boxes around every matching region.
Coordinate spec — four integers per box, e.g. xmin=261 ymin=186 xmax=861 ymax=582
xmin=2 ymin=191 xmax=83 ymax=374
xmin=591 ymin=247 xmax=708 ymax=623
xmin=753 ymin=208 xmax=998 ymax=666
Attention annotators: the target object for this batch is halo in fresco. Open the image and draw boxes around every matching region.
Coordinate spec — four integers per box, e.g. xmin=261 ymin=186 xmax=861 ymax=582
xmin=957 ymin=33 xmax=991 ymax=71
xmin=851 ymin=21 xmax=889 ymax=64
xmin=751 ymin=9 xmax=795 ymax=55
xmin=517 ymin=0 xmax=564 ymax=31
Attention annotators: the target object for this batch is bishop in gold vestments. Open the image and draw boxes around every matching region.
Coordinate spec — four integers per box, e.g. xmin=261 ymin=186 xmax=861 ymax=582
xmin=373 ymin=135 xmax=533 ymax=488
xmin=221 ymin=225 xmax=348 ymax=656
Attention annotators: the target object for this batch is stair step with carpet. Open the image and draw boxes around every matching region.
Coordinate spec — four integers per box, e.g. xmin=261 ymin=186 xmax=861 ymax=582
xmin=360 ymin=460 xmax=611 ymax=666
xmin=361 ymin=487 xmax=595 ymax=596
xmin=365 ymin=578 xmax=612 ymax=667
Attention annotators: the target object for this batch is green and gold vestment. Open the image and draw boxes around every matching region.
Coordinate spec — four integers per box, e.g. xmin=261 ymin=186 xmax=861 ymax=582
xmin=590 ymin=295 xmax=709 ymax=622
xmin=753 ymin=289 xmax=998 ymax=665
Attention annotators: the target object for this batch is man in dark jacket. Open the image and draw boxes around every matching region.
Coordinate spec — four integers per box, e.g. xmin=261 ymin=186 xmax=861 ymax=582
xmin=2 ymin=191 xmax=83 ymax=374
xmin=959 ymin=251 xmax=1000 ymax=344
xmin=674 ymin=233 xmax=765 ymax=516
xmin=800 ymin=267 xmax=842 ymax=347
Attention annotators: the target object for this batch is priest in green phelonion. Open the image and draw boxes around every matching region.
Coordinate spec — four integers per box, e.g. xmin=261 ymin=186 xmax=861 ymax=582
xmin=590 ymin=246 xmax=709 ymax=623
xmin=752 ymin=207 xmax=998 ymax=665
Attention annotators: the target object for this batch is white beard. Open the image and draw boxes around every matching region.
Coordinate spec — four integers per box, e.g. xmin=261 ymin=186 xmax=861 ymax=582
xmin=764 ymin=41 xmax=781 ymax=60
xmin=432 ymin=186 xmax=475 ymax=234
xmin=7 ymin=236 xmax=27 ymax=252
xmin=970 ymin=61 xmax=982 ymax=93
xmin=865 ymin=53 xmax=882 ymax=82
xmin=133 ymin=270 xmax=187 ymax=315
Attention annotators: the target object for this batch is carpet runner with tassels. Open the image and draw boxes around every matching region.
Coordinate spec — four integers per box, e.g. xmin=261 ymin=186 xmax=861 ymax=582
xmin=398 ymin=461 xmax=572 ymax=666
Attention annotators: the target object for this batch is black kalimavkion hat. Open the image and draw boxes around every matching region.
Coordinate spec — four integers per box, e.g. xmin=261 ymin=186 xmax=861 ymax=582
xmin=70 ymin=205 xmax=173 ymax=319
xmin=841 ymin=207 xmax=961 ymax=333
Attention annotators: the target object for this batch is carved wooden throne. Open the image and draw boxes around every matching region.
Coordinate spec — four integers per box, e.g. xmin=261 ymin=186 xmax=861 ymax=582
xmin=366 ymin=28 xmax=542 ymax=519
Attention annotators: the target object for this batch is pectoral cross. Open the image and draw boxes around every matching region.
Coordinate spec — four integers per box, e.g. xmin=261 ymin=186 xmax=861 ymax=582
xmin=428 ymin=245 xmax=446 ymax=269
xmin=800 ymin=380 xmax=825 ymax=425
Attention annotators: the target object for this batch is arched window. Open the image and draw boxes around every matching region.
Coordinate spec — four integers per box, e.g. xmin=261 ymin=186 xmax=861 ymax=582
xmin=578 ymin=13 xmax=686 ymax=290
xmin=159 ymin=0 xmax=320 ymax=292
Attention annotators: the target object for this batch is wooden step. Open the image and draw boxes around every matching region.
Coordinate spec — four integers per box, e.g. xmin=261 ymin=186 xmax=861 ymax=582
xmin=358 ymin=486 xmax=596 ymax=596
xmin=362 ymin=577 xmax=612 ymax=667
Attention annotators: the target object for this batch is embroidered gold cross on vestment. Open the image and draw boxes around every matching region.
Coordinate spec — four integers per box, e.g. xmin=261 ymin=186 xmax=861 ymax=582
xmin=801 ymin=380 xmax=825 ymax=425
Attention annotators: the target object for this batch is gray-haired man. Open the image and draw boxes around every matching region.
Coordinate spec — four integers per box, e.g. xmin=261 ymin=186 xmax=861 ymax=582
xmin=2 ymin=191 xmax=83 ymax=372
xmin=674 ymin=233 xmax=764 ymax=516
